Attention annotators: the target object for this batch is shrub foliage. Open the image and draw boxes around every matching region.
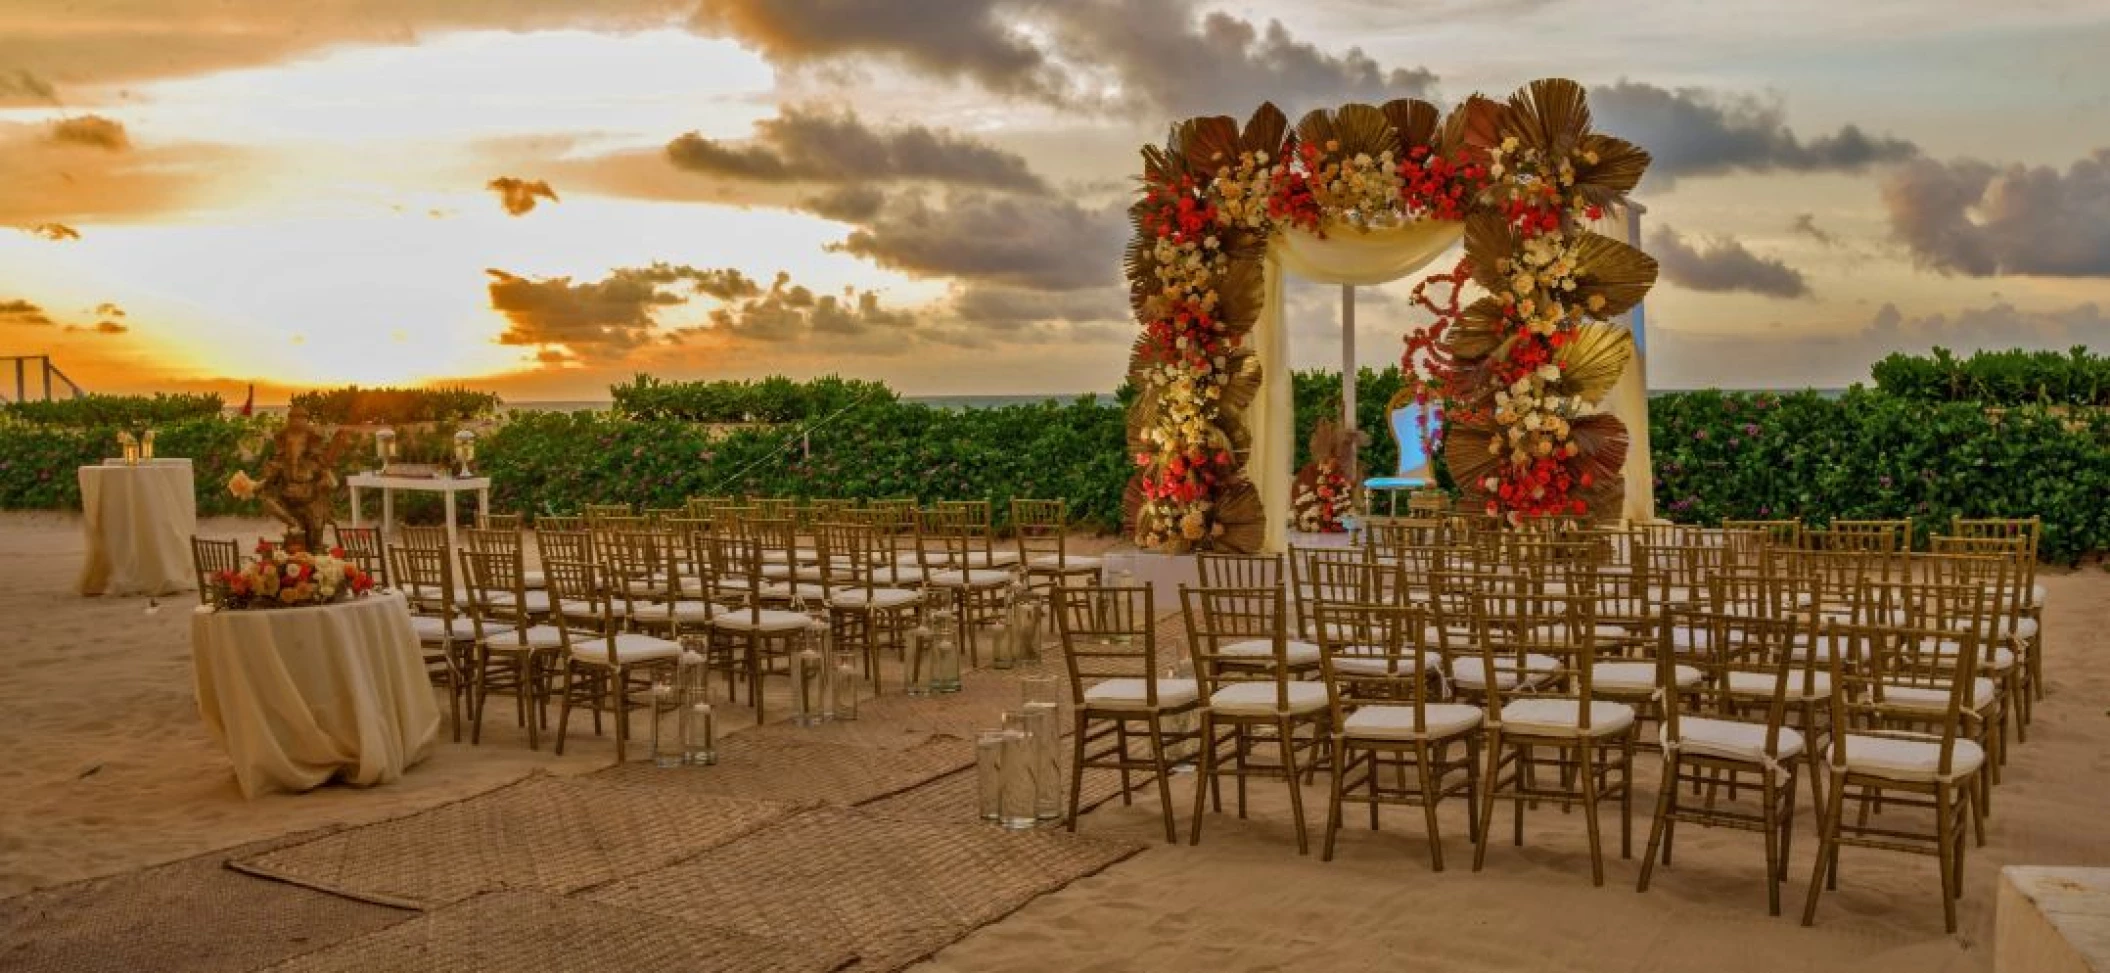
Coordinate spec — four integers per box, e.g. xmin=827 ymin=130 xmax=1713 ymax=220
xmin=1871 ymin=346 xmax=2110 ymax=407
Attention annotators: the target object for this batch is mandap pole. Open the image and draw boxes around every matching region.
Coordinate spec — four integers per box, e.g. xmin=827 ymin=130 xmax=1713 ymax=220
xmin=1341 ymin=283 xmax=1357 ymax=489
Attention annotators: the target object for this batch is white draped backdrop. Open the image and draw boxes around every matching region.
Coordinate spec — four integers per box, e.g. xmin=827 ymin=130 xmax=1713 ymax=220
xmin=1246 ymin=209 xmax=1654 ymax=552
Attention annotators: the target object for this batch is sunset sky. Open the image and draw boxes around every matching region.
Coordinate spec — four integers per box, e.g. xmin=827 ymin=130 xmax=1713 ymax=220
xmin=2 ymin=0 xmax=2105 ymax=402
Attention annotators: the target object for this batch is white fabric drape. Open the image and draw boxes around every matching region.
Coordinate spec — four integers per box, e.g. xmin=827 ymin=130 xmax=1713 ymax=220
xmin=191 ymin=591 xmax=439 ymax=798
xmin=1587 ymin=204 xmax=1656 ymax=523
xmin=1250 ymin=221 xmax=1462 ymax=552
xmin=77 ymin=458 xmax=198 ymax=596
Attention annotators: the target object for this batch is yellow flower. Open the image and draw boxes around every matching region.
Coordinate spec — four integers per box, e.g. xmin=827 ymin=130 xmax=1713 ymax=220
xmin=226 ymin=470 xmax=258 ymax=500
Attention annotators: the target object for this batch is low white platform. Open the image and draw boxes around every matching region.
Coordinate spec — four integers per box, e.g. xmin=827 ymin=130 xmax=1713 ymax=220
xmin=1999 ymin=867 xmax=2110 ymax=973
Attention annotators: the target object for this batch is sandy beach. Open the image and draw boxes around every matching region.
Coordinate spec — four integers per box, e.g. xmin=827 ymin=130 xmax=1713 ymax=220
xmin=3 ymin=510 xmax=2106 ymax=972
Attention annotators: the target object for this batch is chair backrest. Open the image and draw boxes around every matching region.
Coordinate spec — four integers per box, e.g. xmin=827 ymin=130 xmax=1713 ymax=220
xmin=1928 ymin=536 xmax=2029 ymax=627
xmin=1011 ymin=498 xmax=1067 ymax=567
xmin=1380 ymin=395 xmax=1438 ymax=479
xmin=1052 ymin=585 xmax=1163 ymax=705
xmin=709 ymin=531 xmax=776 ymax=626
xmin=397 ymin=525 xmax=451 ymax=552
xmin=534 ymin=514 xmax=584 ymax=532
xmin=477 ymin=511 xmax=523 ymax=531
xmin=543 ymin=557 xmax=616 ymax=657
xmin=1659 ymin=609 xmax=1806 ymax=757
xmin=190 ymin=536 xmax=241 ymax=604
xmin=1815 ymin=619 xmax=1978 ymax=779
xmin=1194 ymin=552 xmax=1281 ymax=589
xmin=1181 ymin=586 xmax=1296 ymax=707
xmin=604 ymin=529 xmax=679 ymax=610
xmin=1821 ymin=519 xmax=1911 ymax=554
xmin=1287 ymin=546 xmax=1365 ymax=629
xmin=535 ymin=529 xmax=596 ymax=580
xmin=1467 ymin=589 xmax=1600 ymax=719
xmin=457 ymin=547 xmax=531 ymax=647
xmin=684 ymin=496 xmax=732 ymax=519
xmin=1312 ymin=601 xmax=1438 ymax=731
xmin=583 ymin=502 xmax=632 ymax=523
xmin=814 ymin=520 xmax=881 ymax=599
xmin=915 ymin=506 xmax=977 ymax=581
xmin=1722 ymin=518 xmax=1802 ymax=549
xmin=1951 ymin=515 xmax=2040 ymax=564
xmin=328 ymin=524 xmax=388 ymax=587
xmin=390 ymin=545 xmax=456 ymax=632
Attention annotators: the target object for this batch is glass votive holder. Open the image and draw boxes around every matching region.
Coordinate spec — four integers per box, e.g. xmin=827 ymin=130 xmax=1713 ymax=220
xmin=1019 ymin=673 xmax=1060 ymax=710
xmin=989 ymin=621 xmax=1015 ymax=670
xmin=975 ymin=729 xmax=1008 ymax=822
xmin=649 ymin=681 xmax=681 ymax=768
xmin=831 ymin=659 xmax=860 ymax=721
xmin=683 ymin=701 xmax=717 ymax=766
xmin=997 ymin=727 xmax=1036 ymax=830
xmin=1020 ymin=702 xmax=1063 ymax=820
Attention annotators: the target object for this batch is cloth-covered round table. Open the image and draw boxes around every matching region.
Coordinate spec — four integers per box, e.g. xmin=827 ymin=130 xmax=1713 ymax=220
xmin=191 ymin=591 xmax=439 ymax=798
xmin=76 ymin=458 xmax=198 ymax=596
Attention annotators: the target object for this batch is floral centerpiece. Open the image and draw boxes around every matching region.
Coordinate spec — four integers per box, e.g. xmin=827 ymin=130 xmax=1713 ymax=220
xmin=213 ymin=540 xmax=377 ymax=610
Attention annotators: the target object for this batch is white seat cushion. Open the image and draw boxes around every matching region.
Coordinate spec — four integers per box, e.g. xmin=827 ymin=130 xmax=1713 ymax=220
xmin=569 ymin=632 xmax=682 ymax=665
xmin=931 ymin=569 xmax=1012 ymax=587
xmin=629 ymin=600 xmax=717 ymax=624
xmin=1498 ymin=697 xmax=1635 ymax=738
xmin=830 ymin=587 xmax=920 ymax=610
xmin=711 ymin=609 xmax=816 ymax=633
xmin=1084 ymin=677 xmax=1200 ymax=710
xmin=1344 ymin=703 xmax=1482 ymax=741
xmin=1826 ymin=733 xmax=1985 ymax=782
xmin=486 ymin=624 xmax=572 ymax=650
xmin=1882 ymin=678 xmax=1998 ymax=712
xmin=2030 ymin=582 xmax=2046 ymax=607
xmin=962 ymin=551 xmax=1022 ymax=568
xmin=1726 ymin=669 xmax=1831 ymax=700
xmin=488 ymin=590 xmax=597 ymax=616
xmin=1592 ymin=661 xmax=1701 ymax=694
xmin=1451 ymin=653 xmax=1561 ymax=691
xmin=521 ymin=570 xmax=546 ymax=590
xmin=1029 ymin=553 xmax=1103 ymax=571
xmin=1333 ymin=649 xmax=1444 ymax=677
xmin=409 ymin=614 xmax=467 ymax=642
xmin=1209 ymin=681 xmax=1329 ymax=717
xmin=1664 ymin=716 xmax=1805 ymax=764
xmin=1221 ymin=638 xmax=1321 ymax=665
xmin=1927 ymin=640 xmax=2017 ymax=671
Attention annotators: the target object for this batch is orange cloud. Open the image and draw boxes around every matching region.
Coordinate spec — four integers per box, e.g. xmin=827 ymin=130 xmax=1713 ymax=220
xmin=486 ymin=176 xmax=559 ymax=216
xmin=48 ymin=115 xmax=131 ymax=152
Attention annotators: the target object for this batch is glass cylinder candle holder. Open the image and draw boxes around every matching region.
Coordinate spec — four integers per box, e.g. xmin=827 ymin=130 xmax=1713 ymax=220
xmin=930 ymin=615 xmax=962 ymax=694
xmin=117 ymin=431 xmax=139 ymax=465
xmin=1020 ymin=702 xmax=1063 ymax=820
xmin=453 ymin=429 xmax=477 ymax=477
xmin=790 ymin=646 xmax=827 ymax=727
xmin=903 ymin=617 xmax=931 ymax=697
xmin=648 ymin=679 xmax=682 ymax=768
xmin=975 ymin=729 xmax=1008 ymax=822
xmin=374 ymin=428 xmax=397 ymax=472
xmin=831 ymin=658 xmax=860 ymax=721
xmin=989 ymin=621 xmax=1015 ymax=670
xmin=140 ymin=429 xmax=156 ymax=461
xmin=683 ymin=700 xmax=717 ymax=766
xmin=996 ymin=725 xmax=1036 ymax=830
xmin=1019 ymin=673 xmax=1060 ymax=710
xmin=1019 ymin=589 xmax=1046 ymax=662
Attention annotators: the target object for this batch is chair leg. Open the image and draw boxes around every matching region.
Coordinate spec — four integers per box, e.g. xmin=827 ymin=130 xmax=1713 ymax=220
xmin=1147 ymin=719 xmax=1178 ymax=845
xmin=1761 ymin=770 xmax=1782 ymax=916
xmin=554 ymin=661 xmax=575 ymax=756
xmin=1579 ymin=742 xmax=1605 ymax=887
xmin=1279 ymin=717 xmax=1309 ymax=855
xmin=518 ymin=654 xmax=539 ymax=750
xmin=1066 ymin=714 xmax=1089 ymax=835
xmin=1619 ymin=735 xmax=1635 ymax=859
xmin=1935 ymin=780 xmax=1958 ymax=934
xmin=1322 ymin=737 xmax=1348 ymax=862
xmin=1415 ymin=740 xmax=1445 ymax=872
xmin=1188 ymin=713 xmax=1217 ymax=847
xmin=1473 ymin=731 xmax=1502 ymax=873
xmin=1462 ymin=736 xmax=1483 ymax=846
xmin=1637 ymin=752 xmax=1676 ymax=893
xmin=1801 ymin=770 xmax=1846 ymax=926
xmin=469 ymin=647 xmax=488 ymax=745
xmin=610 ymin=665 xmax=629 ymax=763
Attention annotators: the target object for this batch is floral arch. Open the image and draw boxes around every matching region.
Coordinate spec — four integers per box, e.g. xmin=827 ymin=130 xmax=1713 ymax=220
xmin=1122 ymin=78 xmax=1659 ymax=553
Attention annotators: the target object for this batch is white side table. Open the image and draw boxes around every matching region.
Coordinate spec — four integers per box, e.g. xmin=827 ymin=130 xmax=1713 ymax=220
xmin=345 ymin=473 xmax=490 ymax=553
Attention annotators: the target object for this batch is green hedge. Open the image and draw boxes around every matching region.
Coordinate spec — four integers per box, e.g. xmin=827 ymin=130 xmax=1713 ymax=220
xmin=0 ymin=415 xmax=305 ymax=516
xmin=3 ymin=392 xmax=224 ymax=428
xmin=610 ymin=374 xmax=897 ymax=423
xmin=1871 ymin=346 xmax=2110 ymax=407
xmin=1649 ymin=388 xmax=2110 ymax=563
xmin=291 ymin=385 xmax=500 ymax=425
xmin=482 ymin=395 xmax=1125 ymax=529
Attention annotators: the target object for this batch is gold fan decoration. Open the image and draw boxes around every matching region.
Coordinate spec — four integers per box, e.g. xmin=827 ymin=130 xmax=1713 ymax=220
xmin=1124 ymin=79 xmax=1654 ymax=551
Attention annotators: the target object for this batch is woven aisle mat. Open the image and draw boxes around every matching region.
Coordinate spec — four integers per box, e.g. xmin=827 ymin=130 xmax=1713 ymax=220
xmin=259 ymin=890 xmax=852 ymax=973
xmin=587 ymin=806 xmax=1142 ymax=973
xmin=592 ymin=732 xmax=971 ymax=807
xmin=0 ymin=832 xmax=409 ymax=973
xmin=857 ymin=762 xmax=1137 ymax=823
xmin=758 ymin=659 xmax=1068 ymax=752
xmin=230 ymin=774 xmax=793 ymax=909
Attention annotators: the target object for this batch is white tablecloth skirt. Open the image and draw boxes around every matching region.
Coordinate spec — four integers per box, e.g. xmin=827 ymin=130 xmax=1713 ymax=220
xmin=191 ymin=591 xmax=439 ymax=798
xmin=77 ymin=459 xmax=198 ymax=596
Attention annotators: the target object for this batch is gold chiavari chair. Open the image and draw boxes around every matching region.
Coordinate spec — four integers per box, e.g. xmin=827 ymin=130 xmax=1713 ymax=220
xmin=1288 ymin=545 xmax=1366 ymax=639
xmin=1952 ymin=514 xmax=2043 ymax=608
xmin=1468 ymin=589 xmax=1638 ymax=886
xmin=748 ymin=517 xmax=821 ymax=603
xmin=546 ymin=556 xmax=683 ymax=761
xmin=816 ymin=520 xmax=921 ymax=685
xmin=917 ymin=505 xmax=1015 ymax=665
xmin=640 ymin=506 xmax=684 ymax=528
xmin=390 ymin=544 xmax=468 ymax=742
xmin=1052 ymin=584 xmax=1198 ymax=843
xmin=705 ymin=531 xmax=814 ymax=721
xmin=684 ymin=496 xmax=732 ymax=519
xmin=1013 ymin=498 xmax=1102 ymax=588
xmin=605 ymin=528 xmax=717 ymax=640
xmin=1312 ymin=600 xmax=1481 ymax=868
xmin=533 ymin=514 xmax=584 ymax=532
xmin=1723 ymin=518 xmax=1803 ymax=549
xmin=1821 ymin=518 xmax=1911 ymax=553
xmin=1194 ymin=552 xmax=1281 ymax=589
xmin=582 ymin=502 xmax=632 ymax=523
xmin=458 ymin=547 xmax=562 ymax=749
xmin=1640 ymin=609 xmax=1811 ymax=915
xmin=1861 ymin=574 xmax=2010 ymax=803
xmin=1803 ymin=620 xmax=1988 ymax=933
xmin=190 ymin=536 xmax=240 ymax=605
xmin=328 ymin=524 xmax=389 ymax=588
xmin=750 ymin=497 xmax=794 ymax=521
xmin=1931 ymin=535 xmax=2037 ymax=726
xmin=937 ymin=499 xmax=1018 ymax=569
xmin=1182 ymin=585 xmax=1332 ymax=854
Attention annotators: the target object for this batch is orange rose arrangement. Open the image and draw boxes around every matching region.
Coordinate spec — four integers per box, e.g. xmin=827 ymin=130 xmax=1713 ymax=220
xmin=214 ymin=539 xmax=377 ymax=610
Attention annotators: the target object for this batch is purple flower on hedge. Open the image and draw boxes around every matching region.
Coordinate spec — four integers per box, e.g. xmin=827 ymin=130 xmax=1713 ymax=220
xmin=1758 ymin=506 xmax=1772 ymax=516
xmin=1693 ymin=430 xmax=1707 ymax=441
xmin=1878 ymin=475 xmax=1893 ymax=488
xmin=1742 ymin=423 xmax=1761 ymax=437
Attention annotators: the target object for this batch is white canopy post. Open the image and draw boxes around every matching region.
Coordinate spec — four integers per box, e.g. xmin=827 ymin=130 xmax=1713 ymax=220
xmin=1341 ymin=283 xmax=1356 ymax=488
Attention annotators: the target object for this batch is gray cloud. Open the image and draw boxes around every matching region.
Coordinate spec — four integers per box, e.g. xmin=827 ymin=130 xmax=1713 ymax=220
xmin=706 ymin=271 xmax=917 ymax=345
xmin=486 ymin=176 xmax=558 ymax=216
xmin=689 ymin=0 xmax=1062 ymax=100
xmin=802 ymin=184 xmax=887 ymax=223
xmin=950 ymin=283 xmax=1126 ymax=330
xmin=825 ymin=191 xmax=1126 ymax=291
xmin=1788 ymin=213 xmax=1839 ymax=247
xmin=1653 ymin=300 xmax=2108 ymax=390
xmin=666 ymin=106 xmax=1046 ymax=192
xmin=485 ymin=267 xmax=691 ymax=360
xmin=1880 ymin=148 xmax=2110 ymax=277
xmin=1591 ymin=81 xmax=1917 ymax=185
xmin=1868 ymin=300 xmax=2107 ymax=349
xmin=1 ymin=298 xmax=55 ymax=326
xmin=1648 ymin=226 xmax=1810 ymax=298
xmin=623 ymin=262 xmax=765 ymax=301
xmin=48 ymin=114 xmax=129 ymax=151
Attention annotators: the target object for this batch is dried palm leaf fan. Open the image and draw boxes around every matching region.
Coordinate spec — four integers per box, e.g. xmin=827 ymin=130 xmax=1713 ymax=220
xmin=1566 ymin=231 xmax=1659 ymax=320
xmin=1179 ymin=115 xmax=1244 ymax=173
xmin=1381 ymin=98 xmax=1442 ymax=154
xmin=1571 ymin=133 xmax=1650 ymax=208
xmin=1462 ymin=210 xmax=1522 ymax=294
xmin=1442 ymin=422 xmax=1503 ymax=498
xmin=1552 ymin=324 xmax=1635 ymax=402
xmin=1122 ymin=232 xmax=1160 ymax=318
xmin=1440 ymin=95 xmax=1504 ymax=158
xmin=1295 ymin=103 xmax=1398 ymax=161
xmin=1568 ymin=412 xmax=1631 ymax=512
xmin=1212 ymin=482 xmax=1267 ymax=554
xmin=1124 ymin=382 xmax=1163 ymax=454
xmin=1121 ymin=477 xmax=1150 ymax=540
xmin=1241 ymin=103 xmax=1289 ymax=155
xmin=1218 ymin=350 xmax=1262 ymax=415
xmin=1500 ymin=78 xmax=1592 ymax=159
xmin=1212 ymin=255 xmax=1266 ymax=340
xmin=1447 ymin=295 xmax=1511 ymax=362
